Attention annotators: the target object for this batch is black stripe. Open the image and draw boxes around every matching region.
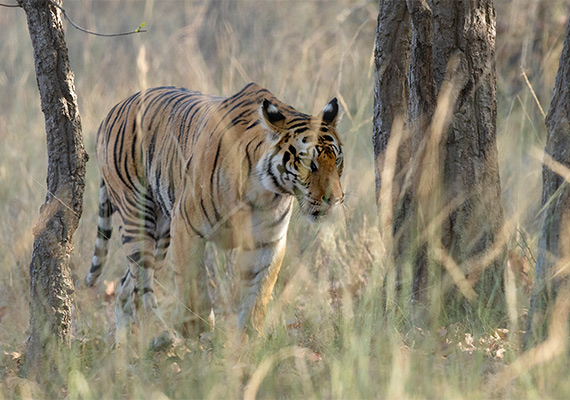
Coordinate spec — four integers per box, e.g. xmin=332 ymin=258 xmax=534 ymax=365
xmin=104 ymin=91 xmax=140 ymax=144
xmin=209 ymin=137 xmax=223 ymax=222
xmin=121 ymin=234 xmax=148 ymax=244
xmin=145 ymin=89 xmax=183 ymax=133
xmin=242 ymin=263 xmax=271 ymax=282
xmin=127 ymin=250 xmax=154 ymax=266
xmin=98 ymin=201 xmax=113 ymax=218
xmin=183 ymin=203 xmax=205 ymax=239
xmin=147 ymin=132 xmax=157 ymax=174
xmin=252 ymin=236 xmax=284 ymax=250
xmin=127 ymin=251 xmax=144 ymax=264
xmin=245 ymin=120 xmax=260 ymax=130
xmin=267 ymin=167 xmax=288 ymax=194
xmin=222 ymin=83 xmax=266 ymax=108
xmin=286 ymin=116 xmax=311 ymax=125
xmin=245 ymin=139 xmax=255 ymax=177
xmin=180 ymin=98 xmax=204 ymax=147
xmin=288 ymin=122 xmax=308 ymax=130
xmin=96 ymin=228 xmax=113 ymax=239
xmin=120 ymin=269 xmax=130 ymax=286
xmin=269 ymin=204 xmax=292 ymax=227
xmin=89 ymin=264 xmax=102 ymax=273
xmin=200 ymin=198 xmax=214 ymax=226
xmin=167 ymin=156 xmax=176 ymax=209
xmin=254 ymin=140 xmax=264 ymax=153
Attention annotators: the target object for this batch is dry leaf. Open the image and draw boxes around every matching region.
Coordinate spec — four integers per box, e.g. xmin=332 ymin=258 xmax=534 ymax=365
xmin=171 ymin=362 xmax=181 ymax=374
xmin=104 ymin=280 xmax=116 ymax=303
xmin=495 ymin=328 xmax=508 ymax=340
xmin=495 ymin=347 xmax=506 ymax=359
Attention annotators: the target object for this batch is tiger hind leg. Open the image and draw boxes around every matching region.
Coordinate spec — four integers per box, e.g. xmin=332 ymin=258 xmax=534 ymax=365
xmin=115 ymin=238 xmax=168 ymax=342
xmin=85 ymin=179 xmax=113 ymax=287
xmin=114 ymin=209 xmax=168 ymax=342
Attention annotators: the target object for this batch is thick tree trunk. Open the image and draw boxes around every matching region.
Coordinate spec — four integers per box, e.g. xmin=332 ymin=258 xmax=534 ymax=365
xmin=405 ymin=0 xmax=437 ymax=303
xmin=373 ymin=0 xmax=505 ymax=321
xmin=19 ymin=0 xmax=88 ymax=379
xmin=433 ymin=0 xmax=505 ymax=315
xmin=525 ymin=19 xmax=570 ymax=347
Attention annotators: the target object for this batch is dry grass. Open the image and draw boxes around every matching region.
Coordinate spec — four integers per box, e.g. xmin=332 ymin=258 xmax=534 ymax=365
xmin=0 ymin=0 xmax=569 ymax=398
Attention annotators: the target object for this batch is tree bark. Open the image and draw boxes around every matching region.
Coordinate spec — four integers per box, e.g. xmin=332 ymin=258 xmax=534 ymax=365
xmin=525 ymin=19 xmax=570 ymax=347
xmin=433 ymin=0 xmax=505 ymax=315
xmin=19 ymin=0 xmax=88 ymax=379
xmin=405 ymin=0 xmax=437 ymax=303
xmin=373 ymin=0 xmax=411 ymax=300
xmin=373 ymin=0 xmax=505 ymax=322
xmin=373 ymin=0 xmax=410 ymax=199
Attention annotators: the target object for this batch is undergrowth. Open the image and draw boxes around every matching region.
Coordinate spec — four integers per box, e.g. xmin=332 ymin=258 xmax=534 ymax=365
xmin=0 ymin=1 xmax=569 ymax=398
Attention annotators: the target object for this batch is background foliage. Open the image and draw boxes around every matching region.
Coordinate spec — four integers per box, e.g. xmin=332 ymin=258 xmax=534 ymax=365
xmin=0 ymin=0 xmax=569 ymax=398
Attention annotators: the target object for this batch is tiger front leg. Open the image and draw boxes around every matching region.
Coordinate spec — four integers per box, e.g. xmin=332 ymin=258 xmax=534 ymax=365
xmin=237 ymin=237 xmax=287 ymax=336
xmin=171 ymin=222 xmax=214 ymax=337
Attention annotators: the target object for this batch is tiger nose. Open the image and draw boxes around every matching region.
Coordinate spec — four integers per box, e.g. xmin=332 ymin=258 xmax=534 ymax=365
xmin=322 ymin=190 xmax=343 ymax=206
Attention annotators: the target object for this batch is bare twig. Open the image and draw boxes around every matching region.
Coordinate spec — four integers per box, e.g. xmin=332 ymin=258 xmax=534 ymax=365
xmin=521 ymin=67 xmax=547 ymax=119
xmin=48 ymin=0 xmax=146 ymax=37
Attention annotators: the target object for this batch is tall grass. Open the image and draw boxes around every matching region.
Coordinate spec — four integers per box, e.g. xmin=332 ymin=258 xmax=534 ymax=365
xmin=0 ymin=0 xmax=569 ymax=398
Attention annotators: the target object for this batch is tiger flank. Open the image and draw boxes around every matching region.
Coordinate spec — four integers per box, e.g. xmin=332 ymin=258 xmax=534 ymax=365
xmin=85 ymin=83 xmax=344 ymax=341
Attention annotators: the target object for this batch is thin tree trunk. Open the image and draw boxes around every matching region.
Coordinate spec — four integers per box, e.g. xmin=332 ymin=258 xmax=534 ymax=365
xmin=19 ymin=0 xmax=88 ymax=380
xmin=525 ymin=19 xmax=570 ymax=348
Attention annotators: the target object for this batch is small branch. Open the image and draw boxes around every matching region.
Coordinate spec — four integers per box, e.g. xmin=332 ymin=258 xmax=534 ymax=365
xmin=521 ymin=67 xmax=546 ymax=119
xmin=0 ymin=2 xmax=21 ymax=7
xmin=48 ymin=0 xmax=146 ymax=37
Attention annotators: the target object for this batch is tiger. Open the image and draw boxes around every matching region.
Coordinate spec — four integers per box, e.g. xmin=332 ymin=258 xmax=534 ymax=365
xmin=85 ymin=82 xmax=344 ymax=340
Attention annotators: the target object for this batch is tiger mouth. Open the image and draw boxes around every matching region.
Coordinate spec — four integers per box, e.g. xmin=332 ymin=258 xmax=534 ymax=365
xmin=299 ymin=199 xmax=331 ymax=221
xmin=307 ymin=211 xmax=327 ymax=222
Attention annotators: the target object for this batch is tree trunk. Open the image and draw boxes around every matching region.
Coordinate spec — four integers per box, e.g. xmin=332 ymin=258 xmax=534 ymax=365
xmin=525 ymin=19 xmax=570 ymax=347
xmin=373 ymin=0 xmax=411 ymax=302
xmin=19 ymin=0 xmax=88 ymax=380
xmin=373 ymin=0 xmax=505 ymax=322
xmin=434 ymin=0 xmax=505 ymax=316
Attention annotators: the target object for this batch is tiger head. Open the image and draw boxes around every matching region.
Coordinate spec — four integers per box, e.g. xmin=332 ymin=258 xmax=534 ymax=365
xmin=258 ymin=97 xmax=344 ymax=221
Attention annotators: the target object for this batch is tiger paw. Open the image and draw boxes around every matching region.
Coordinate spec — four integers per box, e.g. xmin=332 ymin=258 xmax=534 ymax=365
xmin=142 ymin=291 xmax=158 ymax=310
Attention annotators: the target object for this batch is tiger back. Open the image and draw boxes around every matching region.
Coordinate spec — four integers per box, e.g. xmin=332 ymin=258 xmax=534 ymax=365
xmin=86 ymin=82 xmax=344 ymax=339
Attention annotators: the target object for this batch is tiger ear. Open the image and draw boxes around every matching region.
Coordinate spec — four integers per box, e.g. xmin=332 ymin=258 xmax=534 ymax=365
xmin=320 ymin=98 xmax=339 ymax=126
xmin=261 ymin=99 xmax=286 ymax=128
xmin=260 ymin=99 xmax=286 ymax=142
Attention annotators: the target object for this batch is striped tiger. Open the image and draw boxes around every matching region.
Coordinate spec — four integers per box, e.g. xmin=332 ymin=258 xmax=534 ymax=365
xmin=85 ymin=83 xmax=344 ymax=339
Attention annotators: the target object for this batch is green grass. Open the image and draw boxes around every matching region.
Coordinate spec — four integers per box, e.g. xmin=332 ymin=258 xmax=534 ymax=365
xmin=1 ymin=0 xmax=569 ymax=398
